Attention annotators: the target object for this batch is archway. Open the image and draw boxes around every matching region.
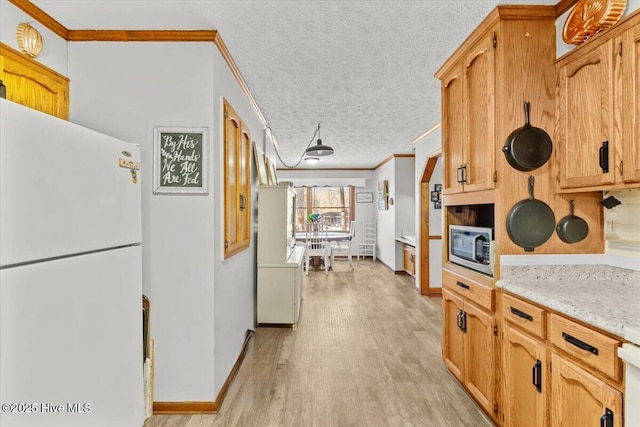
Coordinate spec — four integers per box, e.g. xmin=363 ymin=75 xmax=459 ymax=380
xmin=419 ymin=151 xmax=442 ymax=295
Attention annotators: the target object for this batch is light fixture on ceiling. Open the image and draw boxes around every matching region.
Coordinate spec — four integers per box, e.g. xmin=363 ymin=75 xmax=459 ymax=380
xmin=304 ymin=124 xmax=334 ymax=157
xmin=304 ymin=157 xmax=319 ymax=165
xmin=270 ymin=123 xmax=335 ymax=168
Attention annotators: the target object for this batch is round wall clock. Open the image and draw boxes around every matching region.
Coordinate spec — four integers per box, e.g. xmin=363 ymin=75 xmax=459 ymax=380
xmin=16 ymin=22 xmax=44 ymax=58
xmin=562 ymin=0 xmax=627 ymax=45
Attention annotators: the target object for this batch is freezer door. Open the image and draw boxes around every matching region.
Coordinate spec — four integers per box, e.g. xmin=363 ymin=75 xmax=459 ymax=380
xmin=0 ymin=99 xmax=141 ymax=267
xmin=0 ymin=246 xmax=143 ymax=427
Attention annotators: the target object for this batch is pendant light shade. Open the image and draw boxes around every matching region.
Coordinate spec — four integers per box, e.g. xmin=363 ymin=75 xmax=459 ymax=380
xmin=305 ymin=139 xmax=334 ymax=156
xmin=304 ymin=124 xmax=334 ymax=157
xmin=304 ymin=157 xmax=319 ymax=165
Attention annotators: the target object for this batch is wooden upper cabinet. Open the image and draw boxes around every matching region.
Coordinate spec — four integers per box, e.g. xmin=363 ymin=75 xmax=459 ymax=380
xmin=556 ymin=11 xmax=640 ymax=190
xmin=557 ymin=40 xmax=615 ymax=189
xmin=223 ymin=99 xmax=251 ymax=259
xmin=441 ymin=65 xmax=465 ymax=195
xmin=462 ymin=34 xmax=495 ymax=194
xmin=551 ymin=353 xmax=622 ymax=427
xmin=439 ymin=32 xmax=496 ymax=195
xmin=0 ymin=43 xmax=69 ymax=120
xmin=622 ymin=23 xmax=640 ymax=184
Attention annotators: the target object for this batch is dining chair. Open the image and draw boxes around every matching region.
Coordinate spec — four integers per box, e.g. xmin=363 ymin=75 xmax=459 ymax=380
xmin=357 ymin=222 xmax=376 ymax=262
xmin=304 ymin=221 xmax=331 ymax=275
xmin=330 ymin=220 xmax=355 ymax=270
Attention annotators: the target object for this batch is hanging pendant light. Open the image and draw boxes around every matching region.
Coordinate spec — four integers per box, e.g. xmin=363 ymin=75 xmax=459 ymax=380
xmin=304 ymin=124 xmax=334 ymax=157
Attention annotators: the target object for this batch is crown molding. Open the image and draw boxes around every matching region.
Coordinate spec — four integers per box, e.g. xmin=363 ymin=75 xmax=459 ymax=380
xmin=8 ymin=0 xmax=69 ymax=39
xmin=67 ymin=30 xmax=218 ymax=42
xmin=412 ymin=123 xmax=441 ymax=144
xmin=374 ymin=154 xmax=415 ymax=170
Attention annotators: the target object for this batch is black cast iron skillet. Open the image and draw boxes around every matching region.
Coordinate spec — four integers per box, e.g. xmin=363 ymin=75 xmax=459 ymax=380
xmin=506 ymin=175 xmax=555 ymax=252
xmin=502 ymin=102 xmax=553 ymax=171
xmin=556 ymin=200 xmax=589 ymax=243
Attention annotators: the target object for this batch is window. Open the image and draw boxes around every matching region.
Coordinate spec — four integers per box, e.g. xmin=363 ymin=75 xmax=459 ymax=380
xmin=223 ymin=98 xmax=251 ymax=258
xmin=294 ymin=186 xmax=354 ymax=232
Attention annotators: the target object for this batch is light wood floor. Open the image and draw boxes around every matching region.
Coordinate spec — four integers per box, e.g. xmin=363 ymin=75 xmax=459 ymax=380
xmin=145 ymin=260 xmax=492 ymax=427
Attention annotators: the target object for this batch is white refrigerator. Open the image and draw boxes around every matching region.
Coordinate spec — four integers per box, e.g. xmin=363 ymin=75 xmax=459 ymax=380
xmin=0 ymin=99 xmax=144 ymax=426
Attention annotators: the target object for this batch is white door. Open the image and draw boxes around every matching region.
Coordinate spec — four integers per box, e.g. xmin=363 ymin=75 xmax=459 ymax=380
xmin=0 ymin=246 xmax=143 ymax=427
xmin=0 ymin=99 xmax=141 ymax=266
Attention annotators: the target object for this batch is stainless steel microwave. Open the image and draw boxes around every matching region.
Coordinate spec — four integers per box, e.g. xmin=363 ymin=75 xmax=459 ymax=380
xmin=449 ymin=225 xmax=494 ymax=276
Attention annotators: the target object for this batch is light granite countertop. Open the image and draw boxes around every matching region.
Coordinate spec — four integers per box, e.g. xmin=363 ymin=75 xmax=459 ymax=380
xmin=497 ymin=264 xmax=640 ymax=339
xmin=395 ymin=236 xmax=416 ymax=247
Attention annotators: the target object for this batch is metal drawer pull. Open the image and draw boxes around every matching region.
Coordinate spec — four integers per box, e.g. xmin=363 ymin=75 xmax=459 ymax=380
xmin=456 ymin=281 xmax=470 ymax=290
xmin=532 ymin=359 xmax=542 ymax=393
xmin=600 ymin=408 xmax=613 ymax=427
xmin=562 ymin=332 xmax=599 ymax=355
xmin=510 ymin=306 xmax=533 ymax=321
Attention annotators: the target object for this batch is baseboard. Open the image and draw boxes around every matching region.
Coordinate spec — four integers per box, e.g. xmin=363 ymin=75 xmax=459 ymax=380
xmin=427 ymin=288 xmax=442 ymax=296
xmin=153 ymin=329 xmax=254 ymax=415
xmin=213 ymin=329 xmax=254 ymax=409
xmin=153 ymin=401 xmax=217 ymax=414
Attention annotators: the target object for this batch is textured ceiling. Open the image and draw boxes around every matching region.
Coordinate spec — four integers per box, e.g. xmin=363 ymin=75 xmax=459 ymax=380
xmin=32 ymin=0 xmax=556 ymax=169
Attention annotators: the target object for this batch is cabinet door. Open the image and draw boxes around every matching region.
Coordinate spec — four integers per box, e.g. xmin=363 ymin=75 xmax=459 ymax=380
xmin=441 ymin=65 xmax=465 ymax=195
xmin=462 ymin=34 xmax=495 ymax=193
xmin=558 ymin=41 xmax=615 ymax=189
xmin=551 ymin=353 xmax=622 ymax=427
xmin=621 ymin=25 xmax=640 ymax=184
xmin=0 ymin=43 xmax=69 ymax=120
xmin=442 ymin=289 xmax=465 ymax=382
xmin=463 ymin=299 xmax=496 ymax=417
xmin=503 ymin=324 xmax=548 ymax=427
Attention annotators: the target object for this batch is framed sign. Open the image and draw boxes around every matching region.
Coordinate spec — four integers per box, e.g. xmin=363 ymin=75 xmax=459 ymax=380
xmin=153 ymin=127 xmax=208 ymax=194
xmin=356 ymin=192 xmax=373 ymax=203
xmin=253 ymin=142 xmax=268 ymax=185
xmin=265 ymin=157 xmax=278 ymax=185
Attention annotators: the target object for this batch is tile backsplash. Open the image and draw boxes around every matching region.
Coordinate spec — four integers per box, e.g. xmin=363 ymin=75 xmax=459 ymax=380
xmin=605 ymin=189 xmax=640 ymax=257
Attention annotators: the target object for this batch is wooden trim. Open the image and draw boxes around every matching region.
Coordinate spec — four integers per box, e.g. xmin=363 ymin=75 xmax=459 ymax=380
xmin=420 ymin=155 xmax=439 ymax=296
xmin=153 ymin=401 xmax=216 ymax=415
xmin=0 ymin=42 xmax=69 ymax=82
xmin=8 ymin=0 xmax=69 ymax=39
xmin=429 ymin=235 xmax=442 ymax=240
xmin=374 ymin=154 xmax=416 ymax=170
xmin=213 ymin=330 xmax=254 ymax=410
xmin=153 ymin=330 xmax=254 ymax=415
xmin=427 ymin=288 xmax=443 ymax=296
xmin=554 ymin=0 xmax=579 ymax=17
xmin=412 ymin=123 xmax=442 ymax=144
xmin=67 ymin=30 xmax=218 ymax=42
xmin=212 ymin=33 xmax=268 ymax=128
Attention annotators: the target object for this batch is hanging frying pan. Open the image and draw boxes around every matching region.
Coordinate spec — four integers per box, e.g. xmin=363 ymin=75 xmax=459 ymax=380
xmin=502 ymin=101 xmax=553 ymax=171
xmin=506 ymin=176 xmax=555 ymax=252
xmin=556 ymin=200 xmax=589 ymax=243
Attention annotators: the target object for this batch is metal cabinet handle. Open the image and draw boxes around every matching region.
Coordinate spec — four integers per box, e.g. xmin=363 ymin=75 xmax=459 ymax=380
xmin=239 ymin=193 xmax=246 ymax=211
xmin=562 ymin=332 xmax=599 ymax=355
xmin=599 ymin=141 xmax=609 ymax=173
xmin=460 ymin=311 xmax=467 ymax=333
xmin=456 ymin=166 xmax=464 ymax=184
xmin=532 ymin=360 xmax=542 ymax=393
xmin=600 ymin=408 xmax=613 ymax=427
xmin=510 ymin=306 xmax=533 ymax=321
xmin=456 ymin=281 xmax=470 ymax=290
xmin=461 ymin=164 xmax=467 ymax=183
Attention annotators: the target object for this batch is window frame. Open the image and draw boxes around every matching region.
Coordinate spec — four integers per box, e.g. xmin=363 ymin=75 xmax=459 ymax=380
xmin=295 ymin=186 xmax=355 ymax=232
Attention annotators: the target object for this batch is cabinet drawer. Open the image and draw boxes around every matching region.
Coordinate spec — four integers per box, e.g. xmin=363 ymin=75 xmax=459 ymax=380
xmin=502 ymin=293 xmax=546 ymax=340
xmin=549 ymin=314 xmax=622 ymax=381
xmin=443 ymin=269 xmax=494 ymax=312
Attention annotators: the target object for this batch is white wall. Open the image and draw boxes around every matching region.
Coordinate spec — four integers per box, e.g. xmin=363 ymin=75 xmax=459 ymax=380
xmin=211 ymin=46 xmax=263 ymax=396
xmin=375 ymin=160 xmax=396 ymax=269
xmin=393 ymin=158 xmax=416 ymax=270
xmin=414 ymin=128 xmax=444 ymax=290
xmin=66 ymin=41 xmax=261 ymax=402
xmin=0 ymin=0 xmax=68 ymax=75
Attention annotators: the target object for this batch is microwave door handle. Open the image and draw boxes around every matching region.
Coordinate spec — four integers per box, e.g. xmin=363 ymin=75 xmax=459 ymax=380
xmin=471 ymin=234 xmax=482 ymax=262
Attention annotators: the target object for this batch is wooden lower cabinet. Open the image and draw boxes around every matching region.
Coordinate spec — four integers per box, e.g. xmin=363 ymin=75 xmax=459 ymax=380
xmin=442 ymin=289 xmax=497 ymax=419
xmin=403 ymin=244 xmax=415 ymax=277
xmin=443 ymin=289 xmax=465 ymax=381
xmin=503 ymin=324 xmax=548 ymax=427
xmin=551 ymin=353 xmax=622 ymax=427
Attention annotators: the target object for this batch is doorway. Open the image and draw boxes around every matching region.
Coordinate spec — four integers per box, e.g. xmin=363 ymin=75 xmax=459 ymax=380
xmin=419 ymin=151 xmax=442 ymax=296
